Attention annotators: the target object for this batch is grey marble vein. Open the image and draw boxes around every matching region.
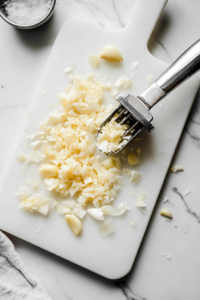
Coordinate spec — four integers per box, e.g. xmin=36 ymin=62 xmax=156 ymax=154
xmin=115 ymin=281 xmax=145 ymax=300
xmin=111 ymin=0 xmax=125 ymax=28
xmin=185 ymin=127 xmax=200 ymax=148
xmin=152 ymin=35 xmax=173 ymax=62
xmin=72 ymin=0 xmax=120 ymax=28
xmin=172 ymin=187 xmax=200 ymax=223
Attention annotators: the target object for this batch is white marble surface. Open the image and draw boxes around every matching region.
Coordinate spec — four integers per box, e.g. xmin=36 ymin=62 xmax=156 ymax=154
xmin=1 ymin=0 xmax=200 ymax=299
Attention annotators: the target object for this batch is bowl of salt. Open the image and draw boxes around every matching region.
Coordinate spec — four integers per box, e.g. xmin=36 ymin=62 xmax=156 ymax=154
xmin=0 ymin=0 xmax=56 ymax=29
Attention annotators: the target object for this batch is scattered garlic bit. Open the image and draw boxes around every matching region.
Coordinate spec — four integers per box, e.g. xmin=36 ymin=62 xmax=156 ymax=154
xmin=147 ymin=75 xmax=154 ymax=84
xmin=102 ymin=157 xmax=121 ymax=170
xmin=39 ymin=164 xmax=58 ymax=178
xmin=136 ymin=147 xmax=141 ymax=156
xmin=163 ymin=196 xmax=169 ymax=203
xmin=41 ymin=90 xmax=47 ymax=95
xmin=112 ymin=88 xmax=119 ymax=97
xmin=16 ymin=186 xmax=57 ymax=215
xmin=184 ymin=189 xmax=191 ymax=196
xmin=73 ymin=207 xmax=86 ymax=219
xmin=88 ymin=54 xmax=100 ymax=68
xmin=162 ymin=253 xmax=171 ymax=260
xmin=97 ymin=116 xmax=131 ymax=153
xmin=35 ymin=227 xmax=41 ymax=233
xmin=30 ymin=141 xmax=47 ymax=148
xmin=129 ymin=190 xmax=136 ymax=196
xmin=98 ymin=218 xmax=115 ymax=236
xmin=131 ymin=220 xmax=136 ymax=227
xmin=87 ymin=208 xmax=104 ymax=220
xmin=16 ymin=151 xmax=45 ymax=165
xmin=64 ymin=66 xmax=73 ymax=74
xmin=100 ymin=45 xmax=123 ymax=62
xmin=65 ymin=214 xmax=83 ymax=236
xmin=25 ymin=178 xmax=38 ymax=190
xmin=115 ymin=75 xmax=131 ymax=88
xmin=170 ymin=165 xmax=184 ymax=173
xmin=160 ymin=209 xmax=173 ymax=219
xmin=123 ymin=169 xmax=141 ymax=183
xmin=127 ymin=153 xmax=140 ymax=166
xmin=136 ymin=193 xmax=147 ymax=213
xmin=132 ymin=62 xmax=139 ymax=70
xmin=102 ymin=202 xmax=130 ymax=216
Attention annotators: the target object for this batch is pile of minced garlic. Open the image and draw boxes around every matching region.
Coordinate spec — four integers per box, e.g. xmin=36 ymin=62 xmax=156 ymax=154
xmin=16 ymin=74 xmax=144 ymax=236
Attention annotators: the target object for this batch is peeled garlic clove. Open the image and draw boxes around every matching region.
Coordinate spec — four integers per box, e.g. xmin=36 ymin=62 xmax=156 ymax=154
xmin=160 ymin=209 xmax=173 ymax=219
xmin=65 ymin=215 xmax=83 ymax=236
xmin=100 ymin=45 xmax=123 ymax=62
xmin=39 ymin=164 xmax=58 ymax=177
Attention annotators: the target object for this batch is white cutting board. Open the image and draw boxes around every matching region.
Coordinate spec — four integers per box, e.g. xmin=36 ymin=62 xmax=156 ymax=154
xmin=0 ymin=0 xmax=199 ymax=279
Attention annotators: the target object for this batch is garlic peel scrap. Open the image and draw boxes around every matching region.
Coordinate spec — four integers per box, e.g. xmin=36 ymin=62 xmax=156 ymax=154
xmin=98 ymin=218 xmax=114 ymax=236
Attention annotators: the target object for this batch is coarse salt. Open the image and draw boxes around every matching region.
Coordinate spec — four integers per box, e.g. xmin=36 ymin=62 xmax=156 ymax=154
xmin=4 ymin=0 xmax=52 ymax=25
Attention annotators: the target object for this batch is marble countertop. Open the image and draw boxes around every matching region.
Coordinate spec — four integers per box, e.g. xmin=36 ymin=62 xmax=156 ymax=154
xmin=1 ymin=0 xmax=200 ymax=299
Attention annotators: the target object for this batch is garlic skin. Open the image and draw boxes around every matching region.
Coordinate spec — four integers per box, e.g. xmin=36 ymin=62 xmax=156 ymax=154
xmin=65 ymin=214 xmax=83 ymax=235
xmin=160 ymin=209 xmax=173 ymax=219
xmin=100 ymin=45 xmax=123 ymax=62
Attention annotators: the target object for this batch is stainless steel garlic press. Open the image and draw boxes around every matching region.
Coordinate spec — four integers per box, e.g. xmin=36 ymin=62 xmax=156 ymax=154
xmin=98 ymin=39 xmax=200 ymax=154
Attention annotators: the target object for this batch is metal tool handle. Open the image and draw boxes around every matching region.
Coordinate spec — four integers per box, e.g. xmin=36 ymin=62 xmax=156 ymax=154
xmin=139 ymin=39 xmax=200 ymax=109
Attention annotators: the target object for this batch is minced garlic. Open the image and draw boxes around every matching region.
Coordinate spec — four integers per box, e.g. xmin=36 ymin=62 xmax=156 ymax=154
xmin=97 ymin=116 xmax=131 ymax=153
xmin=16 ymin=74 xmax=145 ymax=235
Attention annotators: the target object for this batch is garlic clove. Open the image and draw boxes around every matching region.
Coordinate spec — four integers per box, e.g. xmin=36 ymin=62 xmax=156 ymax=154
xmin=170 ymin=165 xmax=184 ymax=173
xmin=39 ymin=164 xmax=58 ymax=177
xmin=160 ymin=209 xmax=173 ymax=219
xmin=100 ymin=45 xmax=123 ymax=62
xmin=65 ymin=214 xmax=83 ymax=235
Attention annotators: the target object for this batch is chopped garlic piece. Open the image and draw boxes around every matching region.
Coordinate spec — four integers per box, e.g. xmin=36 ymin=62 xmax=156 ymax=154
xmin=73 ymin=207 xmax=86 ymax=219
xmin=147 ymin=75 xmax=154 ymax=84
xmin=87 ymin=208 xmax=104 ymax=220
xmin=128 ymin=153 xmax=140 ymax=166
xmin=88 ymin=54 xmax=100 ymax=68
xmin=35 ymin=227 xmax=41 ymax=233
xmin=102 ymin=157 xmax=121 ymax=170
xmin=160 ymin=209 xmax=173 ymax=219
xmin=184 ymin=189 xmax=191 ymax=196
xmin=16 ymin=151 xmax=45 ymax=164
xmin=64 ymin=66 xmax=73 ymax=74
xmin=131 ymin=220 xmax=136 ymax=227
xmin=102 ymin=202 xmax=129 ymax=216
xmin=65 ymin=214 xmax=83 ymax=235
xmin=132 ymin=62 xmax=139 ymax=70
xmin=25 ymin=178 xmax=38 ymax=190
xmin=115 ymin=75 xmax=131 ymax=88
xmin=136 ymin=147 xmax=141 ymax=156
xmin=136 ymin=193 xmax=147 ymax=213
xmin=97 ymin=116 xmax=130 ymax=153
xmin=98 ymin=218 xmax=115 ymax=236
xmin=170 ymin=165 xmax=184 ymax=173
xmin=162 ymin=253 xmax=171 ymax=260
xmin=100 ymin=45 xmax=123 ymax=62
xmin=16 ymin=186 xmax=57 ymax=215
xmin=163 ymin=197 xmax=169 ymax=203
xmin=123 ymin=169 xmax=141 ymax=183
